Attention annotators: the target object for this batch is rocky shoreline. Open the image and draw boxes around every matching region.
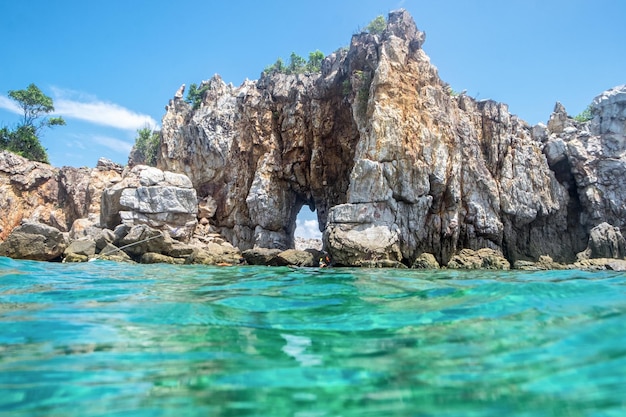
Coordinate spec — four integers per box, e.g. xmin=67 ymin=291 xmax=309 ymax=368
xmin=1 ymin=9 xmax=625 ymax=270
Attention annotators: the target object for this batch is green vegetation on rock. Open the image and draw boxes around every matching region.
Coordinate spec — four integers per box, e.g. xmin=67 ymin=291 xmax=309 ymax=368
xmin=573 ymin=105 xmax=593 ymax=123
xmin=185 ymin=83 xmax=211 ymax=110
xmin=364 ymin=15 xmax=386 ymax=35
xmin=0 ymin=83 xmax=65 ymax=163
xmin=133 ymin=127 xmax=160 ymax=166
xmin=263 ymin=50 xmax=325 ymax=76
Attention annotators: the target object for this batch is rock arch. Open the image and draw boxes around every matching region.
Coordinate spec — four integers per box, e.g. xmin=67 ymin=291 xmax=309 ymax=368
xmin=156 ymin=10 xmax=623 ymax=266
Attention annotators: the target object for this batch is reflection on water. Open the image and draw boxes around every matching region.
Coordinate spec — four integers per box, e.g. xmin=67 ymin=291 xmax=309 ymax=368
xmin=1 ymin=256 xmax=626 ymax=416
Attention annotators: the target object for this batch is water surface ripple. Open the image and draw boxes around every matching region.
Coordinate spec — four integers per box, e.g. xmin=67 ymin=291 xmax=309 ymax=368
xmin=1 ymin=256 xmax=625 ymax=416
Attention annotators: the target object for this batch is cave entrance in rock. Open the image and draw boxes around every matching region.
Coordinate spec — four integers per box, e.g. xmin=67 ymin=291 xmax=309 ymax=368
xmin=294 ymin=205 xmax=322 ymax=243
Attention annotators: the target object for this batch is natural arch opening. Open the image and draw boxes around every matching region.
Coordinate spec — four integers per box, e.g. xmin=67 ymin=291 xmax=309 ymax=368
xmin=293 ymin=205 xmax=322 ymax=249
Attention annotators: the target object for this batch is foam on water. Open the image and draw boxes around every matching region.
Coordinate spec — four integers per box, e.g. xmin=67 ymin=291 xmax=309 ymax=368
xmin=1 ymin=256 xmax=626 ymax=416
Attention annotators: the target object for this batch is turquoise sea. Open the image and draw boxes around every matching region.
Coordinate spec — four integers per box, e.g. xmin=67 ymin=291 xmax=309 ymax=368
xmin=1 ymin=256 xmax=625 ymax=417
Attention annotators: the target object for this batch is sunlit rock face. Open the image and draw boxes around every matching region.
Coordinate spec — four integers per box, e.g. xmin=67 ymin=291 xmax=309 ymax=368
xmin=100 ymin=165 xmax=198 ymax=241
xmin=0 ymin=152 xmax=122 ymax=239
xmin=542 ymin=85 xmax=626 ymax=233
xmin=157 ymin=9 xmax=624 ymax=266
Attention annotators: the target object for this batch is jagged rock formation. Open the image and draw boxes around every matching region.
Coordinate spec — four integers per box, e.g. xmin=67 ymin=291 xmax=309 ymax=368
xmin=157 ymin=9 xmax=624 ymax=266
xmin=1 ymin=10 xmax=624 ymax=269
xmin=0 ymin=152 xmax=240 ymax=264
xmin=100 ymin=165 xmax=198 ymax=241
xmin=0 ymin=152 xmax=123 ymax=240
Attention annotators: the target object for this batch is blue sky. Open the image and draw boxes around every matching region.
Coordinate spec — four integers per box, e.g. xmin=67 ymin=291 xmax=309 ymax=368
xmin=1 ymin=0 xmax=624 ymax=238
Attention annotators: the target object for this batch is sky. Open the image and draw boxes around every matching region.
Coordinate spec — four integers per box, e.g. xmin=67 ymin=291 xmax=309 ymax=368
xmin=1 ymin=0 xmax=624 ymax=239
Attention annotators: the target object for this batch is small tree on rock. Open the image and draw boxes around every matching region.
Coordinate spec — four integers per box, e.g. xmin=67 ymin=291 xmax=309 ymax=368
xmin=132 ymin=127 xmax=160 ymax=166
xmin=306 ymin=50 xmax=325 ymax=72
xmin=0 ymin=83 xmax=64 ymax=163
xmin=365 ymin=15 xmax=386 ymax=35
xmin=8 ymin=83 xmax=65 ymax=135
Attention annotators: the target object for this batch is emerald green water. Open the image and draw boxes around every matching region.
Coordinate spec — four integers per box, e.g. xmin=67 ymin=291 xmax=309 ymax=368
xmin=1 ymin=256 xmax=625 ymax=416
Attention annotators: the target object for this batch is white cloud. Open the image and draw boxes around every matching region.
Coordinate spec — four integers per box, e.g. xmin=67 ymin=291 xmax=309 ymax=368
xmin=0 ymin=95 xmax=21 ymax=115
xmin=54 ymin=98 xmax=158 ymax=131
xmin=90 ymin=135 xmax=134 ymax=154
xmin=1 ymin=89 xmax=158 ymax=132
xmin=295 ymin=219 xmax=322 ymax=240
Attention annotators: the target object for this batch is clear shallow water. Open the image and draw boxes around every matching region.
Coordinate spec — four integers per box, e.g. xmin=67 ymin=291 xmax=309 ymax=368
xmin=1 ymin=256 xmax=625 ymax=417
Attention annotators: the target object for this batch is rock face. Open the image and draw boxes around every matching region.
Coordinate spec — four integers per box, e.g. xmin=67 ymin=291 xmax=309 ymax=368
xmin=157 ymin=9 xmax=625 ymax=266
xmin=2 ymin=10 xmax=624 ymax=268
xmin=541 ymin=85 xmax=626 ymax=234
xmin=0 ymin=152 xmax=122 ymax=240
xmin=100 ymin=165 xmax=198 ymax=241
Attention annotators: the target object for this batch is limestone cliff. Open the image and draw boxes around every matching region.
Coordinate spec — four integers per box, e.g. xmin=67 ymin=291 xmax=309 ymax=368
xmin=0 ymin=153 xmax=122 ymax=240
xmin=2 ymin=10 xmax=622 ymax=268
xmin=157 ymin=9 xmax=625 ymax=266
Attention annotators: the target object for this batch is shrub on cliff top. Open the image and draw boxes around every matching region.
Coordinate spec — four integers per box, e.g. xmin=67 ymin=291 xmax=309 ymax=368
xmin=185 ymin=83 xmax=210 ymax=110
xmin=263 ymin=50 xmax=325 ymax=76
xmin=573 ymin=105 xmax=593 ymax=123
xmin=364 ymin=15 xmax=386 ymax=35
xmin=133 ymin=127 xmax=160 ymax=166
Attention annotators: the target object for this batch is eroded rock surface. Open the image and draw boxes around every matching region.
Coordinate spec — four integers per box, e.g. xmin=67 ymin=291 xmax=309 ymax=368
xmin=0 ymin=222 xmax=67 ymax=261
xmin=2 ymin=10 xmax=625 ymax=268
xmin=100 ymin=165 xmax=198 ymax=241
xmin=157 ymin=9 xmax=622 ymax=266
xmin=0 ymin=152 xmax=122 ymax=240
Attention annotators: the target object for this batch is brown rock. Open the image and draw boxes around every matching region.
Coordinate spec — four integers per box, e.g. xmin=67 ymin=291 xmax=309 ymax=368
xmin=0 ymin=222 xmax=67 ymax=261
xmin=447 ymin=248 xmax=510 ymax=270
xmin=242 ymin=248 xmax=283 ymax=265
xmin=412 ymin=253 xmax=440 ymax=269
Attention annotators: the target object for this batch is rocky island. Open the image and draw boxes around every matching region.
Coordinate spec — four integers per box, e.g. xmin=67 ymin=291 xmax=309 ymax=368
xmin=1 ymin=9 xmax=625 ymax=269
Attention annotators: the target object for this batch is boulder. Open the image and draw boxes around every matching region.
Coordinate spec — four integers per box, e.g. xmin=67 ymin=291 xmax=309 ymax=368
xmin=412 ymin=253 xmax=440 ymax=269
xmin=100 ymin=165 xmax=198 ymax=241
xmin=324 ymin=203 xmax=402 ymax=266
xmin=577 ymin=222 xmax=626 ymax=260
xmin=275 ymin=249 xmax=318 ymax=267
xmin=64 ymin=252 xmax=89 ymax=263
xmin=96 ymin=242 xmax=133 ymax=262
xmin=95 ymin=228 xmax=116 ymax=251
xmin=185 ymin=246 xmax=242 ymax=266
xmin=117 ymin=224 xmax=174 ymax=258
xmin=140 ymin=252 xmax=184 ymax=265
xmin=64 ymin=238 xmax=97 ymax=259
xmin=361 ymin=260 xmax=408 ymax=268
xmin=573 ymin=258 xmax=626 ymax=271
xmin=447 ymin=248 xmax=510 ymax=270
xmin=0 ymin=222 xmax=67 ymax=261
xmin=242 ymin=248 xmax=283 ymax=265
xmin=514 ymin=255 xmax=567 ymax=270
xmin=69 ymin=218 xmax=101 ymax=240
